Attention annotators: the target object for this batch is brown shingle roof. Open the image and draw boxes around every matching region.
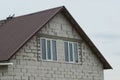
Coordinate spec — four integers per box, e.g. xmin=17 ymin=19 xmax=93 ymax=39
xmin=0 ymin=6 xmax=112 ymax=69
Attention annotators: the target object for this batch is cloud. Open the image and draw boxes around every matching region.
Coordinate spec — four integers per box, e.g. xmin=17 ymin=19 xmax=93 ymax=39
xmin=89 ymin=33 xmax=120 ymax=56
xmin=92 ymin=33 xmax=120 ymax=40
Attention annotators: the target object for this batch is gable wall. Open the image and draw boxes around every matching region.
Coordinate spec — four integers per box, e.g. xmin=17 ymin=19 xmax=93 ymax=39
xmin=0 ymin=13 xmax=104 ymax=80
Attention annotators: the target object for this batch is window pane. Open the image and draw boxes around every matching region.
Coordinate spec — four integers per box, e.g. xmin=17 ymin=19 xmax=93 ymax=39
xmin=47 ymin=40 xmax=51 ymax=59
xmin=41 ymin=39 xmax=46 ymax=59
xmin=52 ymin=40 xmax=57 ymax=60
xmin=69 ymin=43 xmax=73 ymax=61
xmin=64 ymin=42 xmax=69 ymax=62
xmin=74 ymin=43 xmax=78 ymax=62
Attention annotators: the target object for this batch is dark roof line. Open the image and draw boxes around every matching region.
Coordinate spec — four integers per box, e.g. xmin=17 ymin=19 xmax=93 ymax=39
xmin=60 ymin=7 xmax=112 ymax=69
xmin=14 ymin=6 xmax=64 ymax=20
xmin=0 ymin=6 xmax=112 ymax=69
xmin=0 ymin=6 xmax=63 ymax=27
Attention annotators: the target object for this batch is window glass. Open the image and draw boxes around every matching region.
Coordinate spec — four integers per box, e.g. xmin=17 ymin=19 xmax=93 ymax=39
xmin=41 ymin=38 xmax=57 ymax=61
xmin=64 ymin=41 xmax=78 ymax=63
xmin=74 ymin=43 xmax=78 ymax=62
xmin=41 ymin=39 xmax=46 ymax=59
xmin=64 ymin=42 xmax=69 ymax=62
xmin=52 ymin=40 xmax=57 ymax=60
xmin=47 ymin=40 xmax=51 ymax=59
xmin=69 ymin=43 xmax=73 ymax=61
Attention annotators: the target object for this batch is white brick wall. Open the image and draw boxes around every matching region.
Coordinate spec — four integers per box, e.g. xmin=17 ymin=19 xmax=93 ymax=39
xmin=0 ymin=13 xmax=104 ymax=80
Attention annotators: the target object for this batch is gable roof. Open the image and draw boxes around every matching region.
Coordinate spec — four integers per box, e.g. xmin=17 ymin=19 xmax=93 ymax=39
xmin=0 ymin=6 xmax=112 ymax=69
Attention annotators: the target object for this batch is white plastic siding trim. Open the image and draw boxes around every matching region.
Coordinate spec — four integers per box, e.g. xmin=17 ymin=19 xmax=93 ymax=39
xmin=0 ymin=63 xmax=13 ymax=66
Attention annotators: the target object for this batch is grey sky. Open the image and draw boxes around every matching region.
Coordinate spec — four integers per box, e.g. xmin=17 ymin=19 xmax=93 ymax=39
xmin=0 ymin=0 xmax=120 ymax=80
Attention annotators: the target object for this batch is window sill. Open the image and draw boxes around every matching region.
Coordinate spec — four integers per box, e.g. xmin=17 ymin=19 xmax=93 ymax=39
xmin=64 ymin=62 xmax=80 ymax=65
xmin=41 ymin=60 xmax=81 ymax=65
xmin=41 ymin=59 xmax=57 ymax=63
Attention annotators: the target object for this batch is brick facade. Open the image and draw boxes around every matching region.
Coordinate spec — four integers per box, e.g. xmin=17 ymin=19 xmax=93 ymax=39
xmin=0 ymin=13 xmax=104 ymax=80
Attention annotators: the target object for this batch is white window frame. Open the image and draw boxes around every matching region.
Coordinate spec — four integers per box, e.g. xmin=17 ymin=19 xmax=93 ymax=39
xmin=40 ymin=38 xmax=57 ymax=61
xmin=64 ymin=41 xmax=79 ymax=63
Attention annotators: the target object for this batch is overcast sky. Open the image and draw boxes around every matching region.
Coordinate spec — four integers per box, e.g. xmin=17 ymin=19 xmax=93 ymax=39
xmin=0 ymin=0 xmax=120 ymax=80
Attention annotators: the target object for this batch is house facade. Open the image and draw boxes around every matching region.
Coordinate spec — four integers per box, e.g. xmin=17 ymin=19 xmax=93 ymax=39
xmin=0 ymin=6 xmax=112 ymax=80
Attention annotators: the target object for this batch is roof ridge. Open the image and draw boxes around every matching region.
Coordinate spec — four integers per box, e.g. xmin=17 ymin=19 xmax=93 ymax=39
xmin=3 ymin=6 xmax=64 ymax=21
xmin=0 ymin=6 xmax=64 ymax=28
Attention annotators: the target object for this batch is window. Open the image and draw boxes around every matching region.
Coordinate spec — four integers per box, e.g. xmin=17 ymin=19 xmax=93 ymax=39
xmin=64 ymin=41 xmax=78 ymax=63
xmin=41 ymin=38 xmax=57 ymax=61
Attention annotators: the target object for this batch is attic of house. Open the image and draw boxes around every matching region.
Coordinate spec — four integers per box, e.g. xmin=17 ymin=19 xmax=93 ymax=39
xmin=0 ymin=6 xmax=112 ymax=80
